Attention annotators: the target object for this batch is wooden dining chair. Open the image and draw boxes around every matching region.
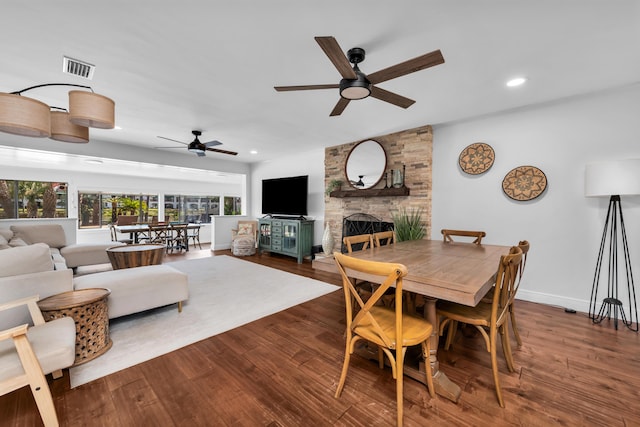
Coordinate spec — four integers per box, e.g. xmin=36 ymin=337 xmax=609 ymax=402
xmin=437 ymin=246 xmax=523 ymax=407
xmin=186 ymin=225 xmax=202 ymax=250
xmin=373 ymin=230 xmax=395 ymax=247
xmin=333 ymin=253 xmax=435 ymax=427
xmin=167 ymin=223 xmax=189 ymax=253
xmin=441 ymin=229 xmax=486 ymax=245
xmin=343 ymin=233 xmax=373 ymax=253
xmin=148 ymin=224 xmax=170 ymax=248
xmin=342 ymin=234 xmax=375 ymax=301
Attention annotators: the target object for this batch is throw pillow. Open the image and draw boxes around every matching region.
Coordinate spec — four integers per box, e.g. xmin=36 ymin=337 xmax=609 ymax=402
xmin=9 ymin=237 xmax=28 ymax=247
xmin=0 ymin=235 xmax=9 ymax=250
xmin=237 ymin=223 xmax=254 ymax=236
xmin=0 ymin=228 xmax=12 ymax=241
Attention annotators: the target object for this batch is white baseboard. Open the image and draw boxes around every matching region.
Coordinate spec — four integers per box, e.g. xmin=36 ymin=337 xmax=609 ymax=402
xmin=517 ymin=288 xmax=589 ymax=314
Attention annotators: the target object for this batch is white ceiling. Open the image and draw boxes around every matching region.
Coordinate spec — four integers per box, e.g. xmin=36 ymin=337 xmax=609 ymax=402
xmin=1 ymin=1 xmax=639 ymax=165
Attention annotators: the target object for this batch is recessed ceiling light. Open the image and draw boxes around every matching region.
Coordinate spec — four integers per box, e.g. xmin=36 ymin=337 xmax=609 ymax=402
xmin=506 ymin=77 xmax=527 ymax=87
xmin=85 ymin=159 xmax=103 ymax=164
xmin=250 ymin=150 xmax=258 ymax=155
xmin=114 ymin=126 xmax=122 ymax=130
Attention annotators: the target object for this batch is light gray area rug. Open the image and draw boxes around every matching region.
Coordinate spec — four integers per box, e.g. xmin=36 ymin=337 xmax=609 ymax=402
xmin=69 ymin=255 xmax=338 ymax=388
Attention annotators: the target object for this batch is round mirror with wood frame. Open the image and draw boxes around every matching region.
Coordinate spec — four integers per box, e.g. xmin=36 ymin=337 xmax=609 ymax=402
xmin=345 ymin=139 xmax=387 ymax=189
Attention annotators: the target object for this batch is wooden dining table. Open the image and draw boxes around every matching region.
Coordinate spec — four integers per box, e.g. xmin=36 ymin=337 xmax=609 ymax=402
xmin=115 ymin=223 xmax=201 ymax=249
xmin=312 ymin=238 xmax=511 ymax=402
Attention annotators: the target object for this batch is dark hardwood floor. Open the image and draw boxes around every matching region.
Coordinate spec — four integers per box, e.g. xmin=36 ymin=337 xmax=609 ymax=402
xmin=2 ymin=248 xmax=640 ymax=426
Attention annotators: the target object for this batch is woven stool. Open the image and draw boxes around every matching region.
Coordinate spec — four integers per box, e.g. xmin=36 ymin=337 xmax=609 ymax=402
xmin=232 ymin=235 xmax=256 ymax=256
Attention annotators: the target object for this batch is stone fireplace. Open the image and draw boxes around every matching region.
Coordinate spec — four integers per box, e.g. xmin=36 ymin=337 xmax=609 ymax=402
xmin=323 ymin=125 xmax=433 ymax=249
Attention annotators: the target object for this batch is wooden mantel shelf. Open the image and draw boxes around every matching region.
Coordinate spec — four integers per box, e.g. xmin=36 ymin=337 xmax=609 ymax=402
xmin=329 ymin=187 xmax=410 ymax=198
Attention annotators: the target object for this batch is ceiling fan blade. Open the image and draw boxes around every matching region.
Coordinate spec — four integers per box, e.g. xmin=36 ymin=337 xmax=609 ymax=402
xmin=370 ymin=86 xmax=415 ymax=109
xmin=205 ymin=147 xmax=238 ymax=156
xmin=157 ymin=136 xmax=187 ymax=145
xmin=367 ymin=49 xmax=444 ymax=84
xmin=274 ymin=84 xmax=339 ymax=92
xmin=154 ymin=146 xmax=185 ymax=149
xmin=315 ymin=36 xmax=357 ymax=80
xmin=330 ymin=97 xmax=350 ymax=116
xmin=202 ymin=140 xmax=222 ymax=147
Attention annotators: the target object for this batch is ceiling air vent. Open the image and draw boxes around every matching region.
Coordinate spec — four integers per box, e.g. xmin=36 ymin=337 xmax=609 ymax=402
xmin=62 ymin=56 xmax=95 ymax=80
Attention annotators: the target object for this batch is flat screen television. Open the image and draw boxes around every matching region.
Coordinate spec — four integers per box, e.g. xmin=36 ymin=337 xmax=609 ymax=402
xmin=261 ymin=175 xmax=308 ymax=217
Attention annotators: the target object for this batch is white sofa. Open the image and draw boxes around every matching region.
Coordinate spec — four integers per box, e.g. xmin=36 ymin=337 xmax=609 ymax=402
xmin=0 ymin=223 xmax=122 ymax=270
xmin=0 ymin=236 xmax=189 ymax=331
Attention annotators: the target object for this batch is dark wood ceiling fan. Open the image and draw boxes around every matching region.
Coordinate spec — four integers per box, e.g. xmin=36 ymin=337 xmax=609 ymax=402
xmin=274 ymin=36 xmax=444 ymax=116
xmin=155 ymin=130 xmax=238 ymax=156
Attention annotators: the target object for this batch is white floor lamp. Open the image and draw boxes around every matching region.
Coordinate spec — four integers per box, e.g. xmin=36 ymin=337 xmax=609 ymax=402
xmin=585 ymin=159 xmax=640 ymax=331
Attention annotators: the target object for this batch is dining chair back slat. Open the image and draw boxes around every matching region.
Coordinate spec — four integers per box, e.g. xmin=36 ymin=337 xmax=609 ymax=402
xmin=441 ymin=229 xmax=486 ymax=245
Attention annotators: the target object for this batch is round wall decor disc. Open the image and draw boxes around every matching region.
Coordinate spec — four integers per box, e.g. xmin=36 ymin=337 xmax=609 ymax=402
xmin=459 ymin=143 xmax=495 ymax=175
xmin=502 ymin=165 xmax=547 ymax=201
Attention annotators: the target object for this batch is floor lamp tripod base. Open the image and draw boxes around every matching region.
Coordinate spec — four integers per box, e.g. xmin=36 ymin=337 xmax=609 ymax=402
xmin=588 ymin=195 xmax=638 ymax=332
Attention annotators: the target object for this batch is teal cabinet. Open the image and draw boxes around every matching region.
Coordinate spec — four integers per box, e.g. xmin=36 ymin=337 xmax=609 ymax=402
xmin=258 ymin=218 xmax=314 ymax=264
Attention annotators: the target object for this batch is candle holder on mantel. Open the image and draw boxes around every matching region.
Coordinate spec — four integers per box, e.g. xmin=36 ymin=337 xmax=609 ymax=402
xmin=383 ymin=172 xmax=389 ymax=189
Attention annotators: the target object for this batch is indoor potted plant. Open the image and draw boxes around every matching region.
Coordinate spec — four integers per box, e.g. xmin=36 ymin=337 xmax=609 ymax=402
xmin=325 ymin=179 xmax=343 ymax=195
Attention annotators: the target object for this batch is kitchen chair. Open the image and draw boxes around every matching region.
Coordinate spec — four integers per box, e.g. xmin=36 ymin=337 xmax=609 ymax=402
xmin=343 ymin=233 xmax=373 ymax=253
xmin=0 ymin=295 xmax=76 ymax=427
xmin=186 ymin=224 xmax=202 ymax=250
xmin=481 ymin=240 xmax=530 ymax=346
xmin=342 ymin=234 xmax=375 ymax=300
xmin=148 ymin=224 xmax=170 ymax=248
xmin=373 ymin=230 xmax=395 ymax=247
xmin=437 ymin=246 xmax=523 ymax=407
xmin=231 ymin=220 xmax=257 ymax=256
xmin=167 ymin=223 xmax=188 ymax=253
xmin=109 ymin=224 xmax=133 ymax=244
xmin=441 ymin=229 xmax=486 ymax=245
xmin=333 ymin=253 xmax=435 ymax=427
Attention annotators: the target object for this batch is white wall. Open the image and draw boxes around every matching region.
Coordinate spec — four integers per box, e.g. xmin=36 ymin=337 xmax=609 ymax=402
xmin=250 ymin=147 xmax=326 ymax=245
xmin=432 ymin=83 xmax=640 ymax=312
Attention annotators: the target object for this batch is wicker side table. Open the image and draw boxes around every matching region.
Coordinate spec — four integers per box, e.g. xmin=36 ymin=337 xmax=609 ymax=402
xmin=38 ymin=288 xmax=112 ymax=366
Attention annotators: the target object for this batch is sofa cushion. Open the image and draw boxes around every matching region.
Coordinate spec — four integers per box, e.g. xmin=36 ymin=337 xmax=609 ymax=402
xmin=0 ymin=316 xmax=76 ymax=380
xmin=73 ymin=264 xmax=189 ymax=319
xmin=0 ymin=243 xmax=54 ymax=278
xmin=10 ymin=224 xmax=67 ymax=249
xmin=8 ymin=237 xmax=28 ymax=247
xmin=0 ymin=269 xmax=74 ymax=330
xmin=0 ymin=235 xmax=9 ymax=250
xmin=61 ymin=242 xmax=123 ymax=269
xmin=49 ymin=248 xmax=68 ymax=270
xmin=0 ymin=229 xmax=13 ymax=241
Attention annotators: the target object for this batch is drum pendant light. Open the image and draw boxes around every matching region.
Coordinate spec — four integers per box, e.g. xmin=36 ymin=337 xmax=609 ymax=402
xmin=50 ymin=110 xmax=89 ymax=143
xmin=0 ymin=93 xmax=51 ymax=137
xmin=68 ymin=90 xmax=115 ymax=129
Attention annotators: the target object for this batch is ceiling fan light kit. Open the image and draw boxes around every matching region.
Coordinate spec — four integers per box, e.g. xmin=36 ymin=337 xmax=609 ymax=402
xmin=0 ymin=83 xmax=115 ymax=143
xmin=275 ymin=36 xmax=444 ymax=116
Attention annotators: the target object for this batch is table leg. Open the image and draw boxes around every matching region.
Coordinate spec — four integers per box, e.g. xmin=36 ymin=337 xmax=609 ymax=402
xmin=423 ymin=297 xmax=461 ymax=402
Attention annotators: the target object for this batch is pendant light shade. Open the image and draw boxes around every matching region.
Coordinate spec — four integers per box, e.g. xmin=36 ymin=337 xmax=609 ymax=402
xmin=68 ymin=90 xmax=115 ymax=129
xmin=50 ymin=111 xmax=89 ymax=143
xmin=0 ymin=93 xmax=51 ymax=137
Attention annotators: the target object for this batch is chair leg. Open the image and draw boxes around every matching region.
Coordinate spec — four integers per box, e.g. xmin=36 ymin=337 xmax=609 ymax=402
xmin=14 ymin=335 xmax=60 ymax=427
xmin=444 ymin=320 xmax=458 ymax=350
xmin=500 ymin=323 xmax=515 ymax=373
xmin=489 ymin=328 xmax=505 ymax=408
xmin=335 ymin=338 xmax=352 ymax=398
xmin=395 ymin=347 xmax=405 ymax=427
xmin=509 ymin=303 xmax=523 ymax=346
